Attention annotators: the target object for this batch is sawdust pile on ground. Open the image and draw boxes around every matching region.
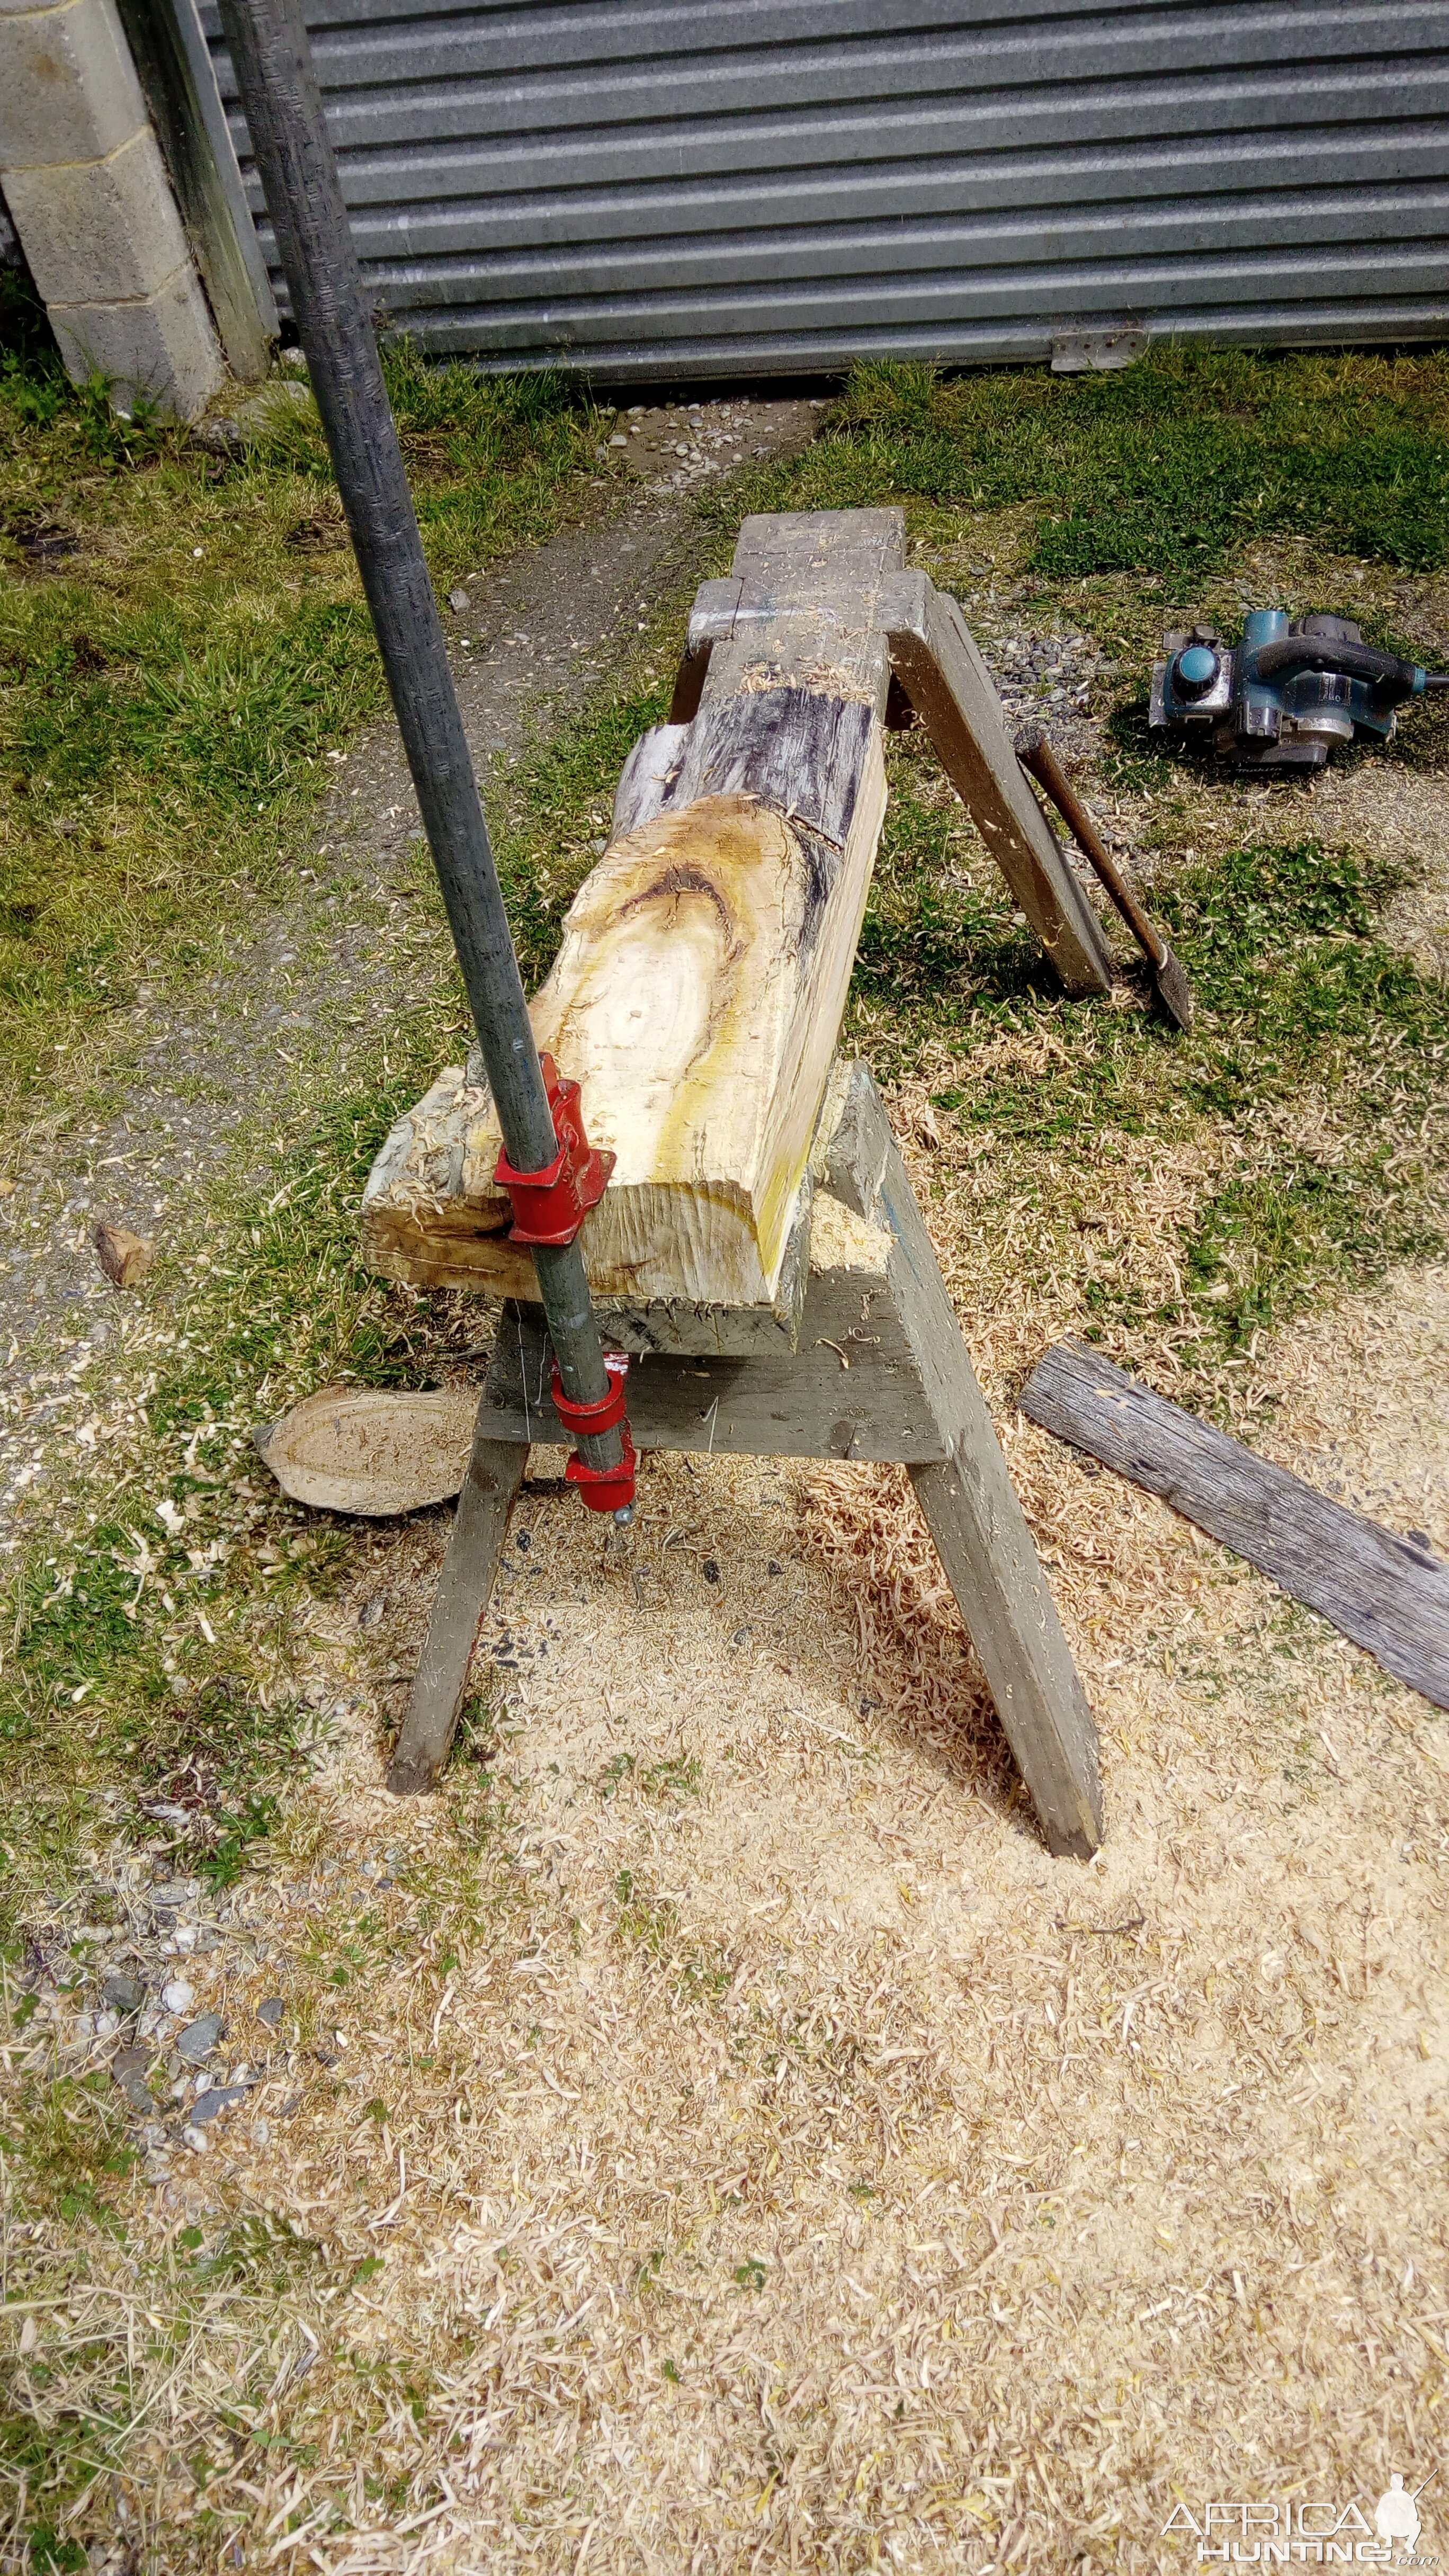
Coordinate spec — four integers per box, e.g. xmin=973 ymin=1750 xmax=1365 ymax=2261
xmin=16 ymin=1260 xmax=1447 ymax=2572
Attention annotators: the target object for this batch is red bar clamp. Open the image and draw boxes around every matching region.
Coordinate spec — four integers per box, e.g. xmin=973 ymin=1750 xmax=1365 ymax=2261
xmin=494 ymin=1053 xmax=614 ymax=1248
xmin=551 ymin=1353 xmax=636 ymax=1515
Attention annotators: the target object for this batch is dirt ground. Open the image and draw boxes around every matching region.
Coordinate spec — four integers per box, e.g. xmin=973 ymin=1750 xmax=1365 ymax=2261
xmin=48 ymin=1250 xmax=1445 ymax=2571
xmin=6 ymin=428 xmax=1448 ymax=2573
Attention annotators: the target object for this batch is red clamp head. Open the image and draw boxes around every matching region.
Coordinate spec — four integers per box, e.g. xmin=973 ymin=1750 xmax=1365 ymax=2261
xmin=494 ymin=1054 xmax=614 ymax=1248
xmin=551 ymin=1352 xmax=637 ymax=1515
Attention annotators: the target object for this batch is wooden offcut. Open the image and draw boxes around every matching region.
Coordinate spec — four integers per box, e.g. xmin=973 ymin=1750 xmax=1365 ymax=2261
xmin=1021 ymin=1338 xmax=1449 ymax=1711
xmin=254 ymin=1383 xmax=477 ymax=1516
xmin=94 ymin=1221 xmax=154 ymax=1289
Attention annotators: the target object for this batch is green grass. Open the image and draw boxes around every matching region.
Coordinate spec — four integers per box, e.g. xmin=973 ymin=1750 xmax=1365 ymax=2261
xmin=0 ymin=284 xmax=604 ymax=1125
xmin=782 ymin=344 xmax=1449 ymax=580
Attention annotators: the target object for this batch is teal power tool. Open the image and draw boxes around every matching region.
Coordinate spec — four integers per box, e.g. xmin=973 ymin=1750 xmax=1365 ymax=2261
xmin=1150 ymin=611 xmax=1449 ymax=772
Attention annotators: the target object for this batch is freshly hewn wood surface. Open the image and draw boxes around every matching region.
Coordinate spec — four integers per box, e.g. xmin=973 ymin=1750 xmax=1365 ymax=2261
xmin=364 ymin=510 xmax=904 ymax=1311
xmin=881 ymin=573 xmax=1113 ymax=996
xmin=365 ymin=769 xmax=882 ymax=1308
xmin=254 ymin=1383 xmax=476 ymax=1515
xmin=1021 ymin=1339 xmax=1449 ymax=1711
xmin=386 ymin=1412 xmax=526 ymax=1792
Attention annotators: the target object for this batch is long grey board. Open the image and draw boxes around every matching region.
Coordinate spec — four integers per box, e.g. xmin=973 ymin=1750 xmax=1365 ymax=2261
xmin=1020 ymin=1338 xmax=1449 ymax=1712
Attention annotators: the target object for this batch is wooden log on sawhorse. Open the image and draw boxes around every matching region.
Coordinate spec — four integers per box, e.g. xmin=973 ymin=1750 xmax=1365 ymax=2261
xmin=361 ymin=508 xmax=1111 ymax=1312
xmin=385 ymin=1061 xmax=1103 ymax=1858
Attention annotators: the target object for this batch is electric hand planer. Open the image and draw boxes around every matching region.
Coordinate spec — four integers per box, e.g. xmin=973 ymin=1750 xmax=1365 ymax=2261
xmin=1150 ymin=610 xmax=1449 ymax=772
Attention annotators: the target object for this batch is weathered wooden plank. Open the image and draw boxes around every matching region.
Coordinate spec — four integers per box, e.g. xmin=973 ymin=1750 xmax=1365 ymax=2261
xmin=1021 ymin=1338 xmax=1449 ymax=1711
xmin=254 ymin=1383 xmax=477 ymax=1516
xmin=825 ymin=1066 xmax=1104 ymax=1857
xmin=698 ymin=508 xmax=901 ymax=714
xmin=881 ymin=571 xmax=1114 ymax=996
xmin=386 ymin=1412 xmax=526 ymax=1794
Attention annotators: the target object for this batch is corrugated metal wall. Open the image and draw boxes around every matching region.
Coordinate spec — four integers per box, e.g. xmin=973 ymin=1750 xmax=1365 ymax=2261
xmin=205 ymin=0 xmax=1449 ymax=378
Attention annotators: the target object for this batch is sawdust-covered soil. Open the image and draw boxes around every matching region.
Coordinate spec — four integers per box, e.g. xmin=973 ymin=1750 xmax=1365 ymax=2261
xmin=4 ymin=347 xmax=1448 ymax=2573
xmin=17 ymin=1263 xmax=1446 ymax=2573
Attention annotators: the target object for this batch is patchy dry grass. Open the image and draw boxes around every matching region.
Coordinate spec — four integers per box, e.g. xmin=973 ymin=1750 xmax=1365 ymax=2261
xmin=1 ymin=339 xmax=1447 ymax=2571
xmin=0 ymin=285 xmax=605 ymax=1130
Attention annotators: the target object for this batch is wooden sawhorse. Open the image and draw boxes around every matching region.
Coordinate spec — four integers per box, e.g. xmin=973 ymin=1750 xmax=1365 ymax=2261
xmin=387 ymin=1060 xmax=1103 ymax=1857
xmin=354 ymin=505 xmax=1112 ymax=1853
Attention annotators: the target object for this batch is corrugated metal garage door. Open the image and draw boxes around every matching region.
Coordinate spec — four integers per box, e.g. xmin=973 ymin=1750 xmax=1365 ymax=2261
xmin=205 ymin=0 xmax=1449 ymax=378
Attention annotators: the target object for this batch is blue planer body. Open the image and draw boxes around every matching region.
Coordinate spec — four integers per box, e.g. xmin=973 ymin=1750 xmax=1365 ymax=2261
xmin=1150 ymin=610 xmax=1447 ymax=771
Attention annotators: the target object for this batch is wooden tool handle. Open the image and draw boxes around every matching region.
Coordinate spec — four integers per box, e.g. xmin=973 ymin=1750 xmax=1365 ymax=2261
xmin=1015 ymin=725 xmax=1166 ymax=969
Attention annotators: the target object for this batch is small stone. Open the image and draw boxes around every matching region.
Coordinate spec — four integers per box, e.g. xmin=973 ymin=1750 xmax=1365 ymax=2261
xmin=161 ymin=1979 xmax=195 ymax=2016
xmin=177 ymin=2012 xmax=223 ymax=2064
xmin=94 ymin=1221 xmax=154 ymax=1290
xmin=257 ymin=1998 xmax=285 ymax=2027
xmin=102 ymin=1973 xmax=145 ymax=2014
xmin=448 ymin=587 xmax=470 ymax=614
xmin=111 ymin=2046 xmax=156 ymax=2115
xmin=189 ymin=2084 xmax=248 ymax=2127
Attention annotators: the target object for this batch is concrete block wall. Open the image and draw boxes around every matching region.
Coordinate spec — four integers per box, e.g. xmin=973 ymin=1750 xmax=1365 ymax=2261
xmin=0 ymin=0 xmax=223 ymax=416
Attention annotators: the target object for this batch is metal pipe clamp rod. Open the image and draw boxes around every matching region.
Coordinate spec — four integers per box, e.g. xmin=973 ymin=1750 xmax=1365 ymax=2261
xmin=216 ymin=0 xmax=622 ymax=1475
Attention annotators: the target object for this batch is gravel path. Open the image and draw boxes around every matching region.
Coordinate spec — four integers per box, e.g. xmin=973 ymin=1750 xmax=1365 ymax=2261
xmin=0 ymin=397 xmax=820 ymax=1527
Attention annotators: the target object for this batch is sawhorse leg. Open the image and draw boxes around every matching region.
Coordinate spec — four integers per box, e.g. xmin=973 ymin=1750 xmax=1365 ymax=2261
xmin=884 ymin=573 xmax=1114 ymax=998
xmin=385 ymin=1408 xmax=526 ymax=1793
xmin=823 ymin=1069 xmax=1103 ymax=1857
